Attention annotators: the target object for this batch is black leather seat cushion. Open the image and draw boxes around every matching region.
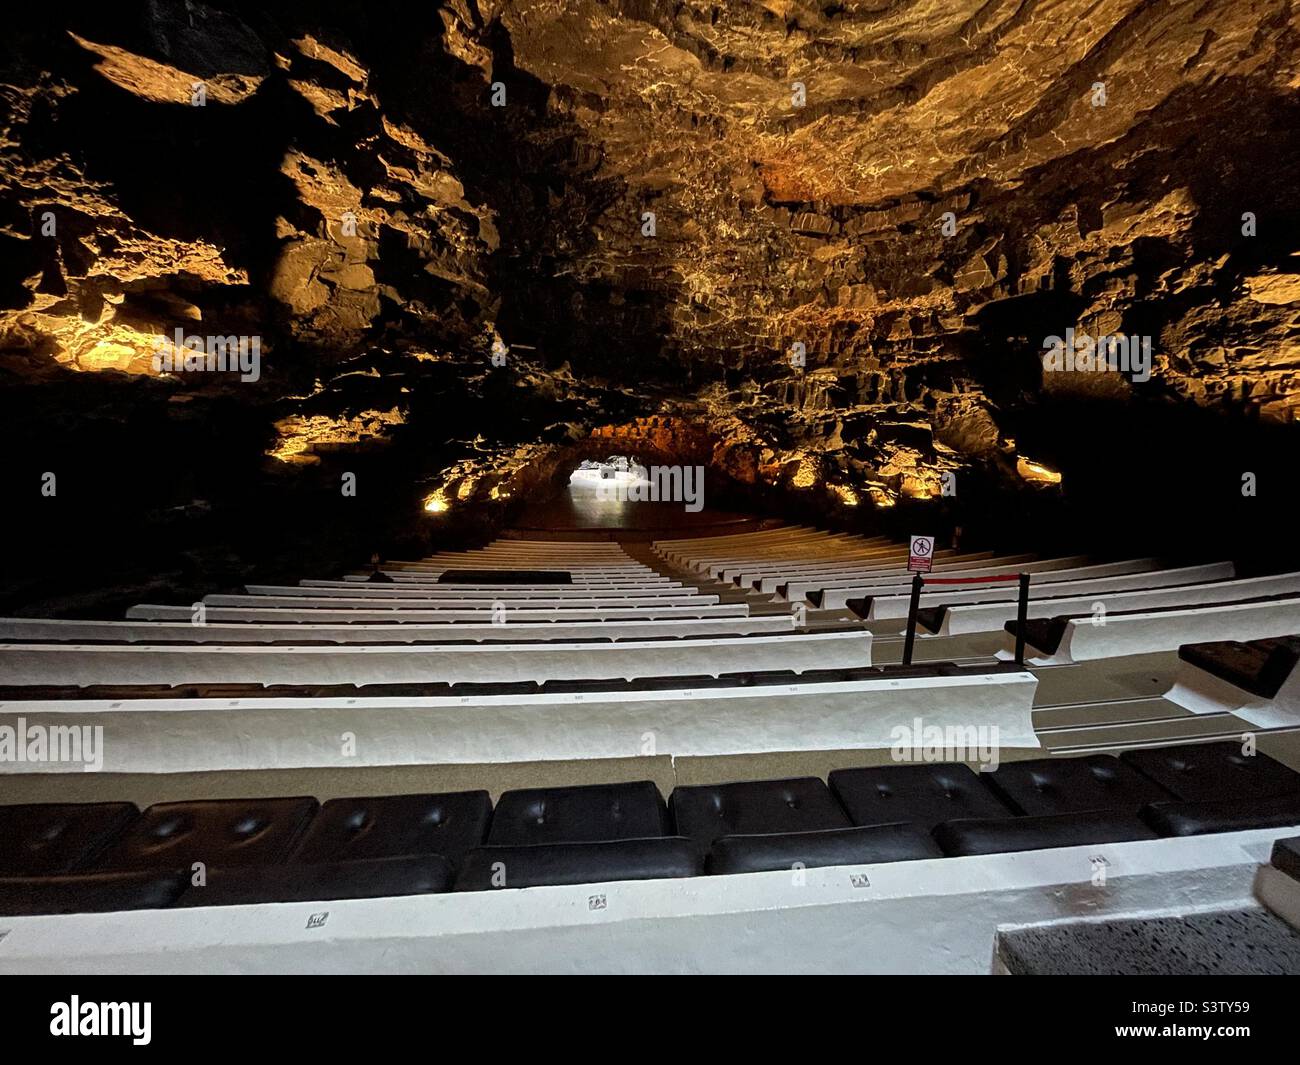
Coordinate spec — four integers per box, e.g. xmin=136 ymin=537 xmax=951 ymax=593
xmin=986 ymin=755 xmax=1173 ymax=816
xmin=0 ymin=871 xmax=186 ymax=916
xmin=95 ymin=797 xmax=319 ymax=871
xmin=488 ymin=781 xmax=668 ymax=846
xmin=1179 ymin=641 xmax=1282 ymax=698
xmin=708 ymin=823 xmax=942 ymax=875
xmin=934 ymin=810 xmax=1159 ymax=856
xmin=1121 ymin=742 xmax=1300 ymax=802
xmin=178 ymin=856 xmax=453 ymax=907
xmin=1003 ymin=616 xmax=1070 ymax=654
xmin=454 ymin=837 xmax=701 ymax=891
xmin=292 ymin=791 xmax=491 ymax=866
xmin=1272 ymin=835 xmax=1300 ymax=881
xmin=670 ymin=777 xmax=850 ymax=848
xmin=0 ymin=802 xmax=138 ymax=876
xmin=914 ymin=606 xmax=946 ymax=633
xmin=829 ymin=763 xmax=1012 ymax=830
xmin=1141 ymin=792 xmax=1300 ymax=837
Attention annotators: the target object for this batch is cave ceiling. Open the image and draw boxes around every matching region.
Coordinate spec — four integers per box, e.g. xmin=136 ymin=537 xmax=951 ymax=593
xmin=2 ymin=0 xmax=1299 ymax=591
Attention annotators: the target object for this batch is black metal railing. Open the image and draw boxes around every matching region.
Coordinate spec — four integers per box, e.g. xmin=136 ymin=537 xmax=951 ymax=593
xmin=902 ymin=571 xmax=1031 ymax=667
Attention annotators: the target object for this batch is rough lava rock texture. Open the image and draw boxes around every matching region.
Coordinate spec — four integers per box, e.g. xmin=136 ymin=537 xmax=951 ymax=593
xmin=2 ymin=0 xmax=1298 ymax=609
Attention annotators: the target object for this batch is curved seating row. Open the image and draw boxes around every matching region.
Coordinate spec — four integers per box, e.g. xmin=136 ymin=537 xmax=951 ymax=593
xmin=0 ymin=630 xmax=875 ymax=687
xmin=957 ymin=572 xmax=1300 ymax=640
xmin=895 ymin=562 xmax=1234 ymax=631
xmin=126 ymin=602 xmax=752 ymax=623
xmin=656 ymin=528 xmax=885 ymax=570
xmin=4 ymin=742 xmax=1298 ymax=914
xmin=796 ymin=554 xmax=1106 ymax=605
xmin=0 ymin=661 xmax=1039 ymax=773
xmin=0 ymin=615 xmax=798 ymax=644
xmin=292 ymin=582 xmax=691 ymax=598
xmin=1002 ymin=595 xmax=1300 ymax=664
xmin=2 ymin=540 xmax=754 ymax=665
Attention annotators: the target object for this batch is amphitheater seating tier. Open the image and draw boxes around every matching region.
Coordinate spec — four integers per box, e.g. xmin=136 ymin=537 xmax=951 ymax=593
xmin=3 ymin=528 xmax=1300 ymax=937
xmin=2 ymin=742 xmax=1298 ymax=914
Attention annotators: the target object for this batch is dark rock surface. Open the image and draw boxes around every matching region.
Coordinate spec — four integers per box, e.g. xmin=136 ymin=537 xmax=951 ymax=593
xmin=2 ymin=2 xmax=1298 ymax=608
xmin=997 ymin=907 xmax=1300 ymax=975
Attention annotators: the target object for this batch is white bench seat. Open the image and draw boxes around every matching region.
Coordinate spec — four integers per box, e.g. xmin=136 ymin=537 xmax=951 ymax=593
xmin=242 ymin=586 xmax=713 ymax=605
xmin=0 ymin=614 xmax=797 ymax=643
xmin=942 ymin=569 xmax=1294 ymax=636
xmin=0 ymin=630 xmax=873 ymax=687
xmin=785 ymin=556 xmax=1096 ymax=602
xmin=355 ymin=577 xmax=670 ymax=588
xmin=761 ymin=553 xmax=1041 ymax=596
xmin=721 ymin=549 xmax=983 ymax=584
xmin=126 ymin=603 xmax=751 ymax=622
xmin=0 ymin=668 xmax=1038 ymax=773
xmin=811 ymin=559 xmax=1159 ymax=608
xmin=1005 ymin=596 xmax=1300 ymax=665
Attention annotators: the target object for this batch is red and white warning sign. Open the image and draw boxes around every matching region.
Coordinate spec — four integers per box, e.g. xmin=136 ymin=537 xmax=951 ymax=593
xmin=908 ymin=534 xmax=934 ymax=573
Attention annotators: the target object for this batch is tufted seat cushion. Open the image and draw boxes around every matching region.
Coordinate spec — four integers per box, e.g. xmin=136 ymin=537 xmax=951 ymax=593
xmin=0 ymin=871 xmax=186 ymax=916
xmin=178 ymin=856 xmax=453 ymax=907
xmin=1140 ymin=793 xmax=1300 ymax=837
xmin=0 ymin=802 xmax=138 ymax=877
xmin=488 ymin=781 xmax=668 ymax=846
xmin=708 ymin=823 xmax=942 ymax=875
xmin=454 ymin=837 xmax=700 ymax=891
xmin=669 ymin=777 xmax=850 ymax=848
xmin=1121 ymin=742 xmax=1300 ymax=802
xmin=986 ymin=755 xmax=1173 ymax=816
xmin=95 ymin=797 xmax=318 ymax=871
xmin=934 ymin=810 xmax=1158 ymax=856
xmin=292 ymin=791 xmax=491 ymax=867
xmin=829 ymin=763 xmax=1012 ymax=830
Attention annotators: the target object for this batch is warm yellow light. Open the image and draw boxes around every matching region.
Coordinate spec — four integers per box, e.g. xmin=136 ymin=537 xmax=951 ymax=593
xmin=423 ymin=490 xmax=450 ymax=513
xmin=830 ymin=483 xmax=859 ymax=506
xmin=456 ymin=478 xmax=476 ymax=500
xmin=868 ymin=486 xmax=897 ymax=508
xmin=269 ymin=408 xmax=405 ymax=464
xmin=1017 ymin=457 xmax=1063 ymax=485
xmin=791 ymin=457 xmax=818 ymax=489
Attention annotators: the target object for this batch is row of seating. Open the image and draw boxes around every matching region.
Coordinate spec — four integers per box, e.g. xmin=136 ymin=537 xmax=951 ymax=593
xmin=797 ymin=554 xmax=1122 ymax=605
xmin=0 ymin=615 xmax=800 ymax=644
xmin=953 ymin=571 xmax=1300 ymax=636
xmin=123 ymin=539 xmax=743 ymax=626
xmin=653 ymin=535 xmax=1300 ymax=677
xmin=852 ymin=561 xmax=1227 ymax=621
xmin=4 ymin=742 xmax=1298 ymax=915
xmin=0 ymin=660 xmax=1015 ymax=703
xmin=0 ymin=629 xmax=876 ymax=688
xmin=1003 ymin=595 xmax=1300 ymax=664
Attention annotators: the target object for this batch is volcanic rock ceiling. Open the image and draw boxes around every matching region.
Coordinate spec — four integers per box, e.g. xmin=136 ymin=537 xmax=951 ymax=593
xmin=2 ymin=1 xmax=1299 ymax=607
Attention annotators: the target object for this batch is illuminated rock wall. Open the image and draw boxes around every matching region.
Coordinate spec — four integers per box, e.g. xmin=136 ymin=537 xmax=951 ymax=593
xmin=2 ymin=1 xmax=1298 ymax=606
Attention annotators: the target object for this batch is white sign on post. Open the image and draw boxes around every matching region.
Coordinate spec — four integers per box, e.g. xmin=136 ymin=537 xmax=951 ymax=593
xmin=908 ymin=535 xmax=934 ymax=573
